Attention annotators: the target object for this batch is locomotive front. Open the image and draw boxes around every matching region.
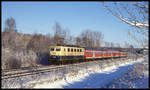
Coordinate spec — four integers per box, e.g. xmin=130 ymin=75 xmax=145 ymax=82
xmin=49 ymin=46 xmax=85 ymax=62
xmin=49 ymin=46 xmax=62 ymax=61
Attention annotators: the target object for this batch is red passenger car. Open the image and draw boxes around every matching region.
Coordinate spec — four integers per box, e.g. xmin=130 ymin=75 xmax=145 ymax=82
xmin=84 ymin=50 xmax=103 ymax=59
xmin=84 ymin=48 xmax=126 ymax=60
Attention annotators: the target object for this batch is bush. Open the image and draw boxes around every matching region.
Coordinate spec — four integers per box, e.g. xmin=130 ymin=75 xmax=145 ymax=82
xmin=6 ymin=56 xmax=21 ymax=69
xmin=15 ymin=49 xmax=38 ymax=67
xmin=2 ymin=47 xmax=38 ymax=69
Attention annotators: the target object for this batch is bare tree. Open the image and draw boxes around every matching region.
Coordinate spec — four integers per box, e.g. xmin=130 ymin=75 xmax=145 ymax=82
xmin=4 ymin=17 xmax=17 ymax=33
xmin=94 ymin=31 xmax=104 ymax=48
xmin=53 ymin=22 xmax=67 ymax=45
xmin=63 ymin=28 xmax=75 ymax=45
xmin=104 ymin=41 xmax=110 ymax=47
xmin=103 ymin=2 xmax=148 ymax=29
xmin=27 ymin=33 xmax=51 ymax=53
xmin=2 ymin=17 xmax=18 ymax=50
xmin=67 ymin=35 xmax=75 ymax=45
xmin=110 ymin=42 xmax=114 ymax=48
xmin=123 ymin=41 xmax=131 ymax=48
xmin=77 ymin=30 xmax=92 ymax=47
xmin=6 ymin=56 xmax=21 ymax=69
xmin=103 ymin=2 xmax=148 ymax=48
xmin=77 ymin=29 xmax=104 ymax=48
xmin=76 ymin=37 xmax=82 ymax=46
xmin=116 ymin=43 xmax=121 ymax=48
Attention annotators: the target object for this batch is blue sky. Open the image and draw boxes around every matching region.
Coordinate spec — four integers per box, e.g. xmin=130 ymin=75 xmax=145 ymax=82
xmin=2 ymin=1 xmax=139 ymax=47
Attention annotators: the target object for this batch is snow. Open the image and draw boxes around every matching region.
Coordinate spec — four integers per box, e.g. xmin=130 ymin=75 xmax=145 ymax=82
xmin=33 ymin=57 xmax=148 ymax=88
xmin=104 ymin=58 xmax=148 ymax=88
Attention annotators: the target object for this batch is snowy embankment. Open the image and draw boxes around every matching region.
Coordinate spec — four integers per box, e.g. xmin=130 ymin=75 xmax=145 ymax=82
xmin=103 ymin=57 xmax=148 ymax=88
xmin=33 ymin=57 xmax=147 ymax=88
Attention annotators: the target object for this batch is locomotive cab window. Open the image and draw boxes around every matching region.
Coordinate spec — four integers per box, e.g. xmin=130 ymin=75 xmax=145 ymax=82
xmin=51 ymin=48 xmax=54 ymax=51
xmin=56 ymin=48 xmax=60 ymax=51
xmin=71 ymin=48 xmax=73 ymax=52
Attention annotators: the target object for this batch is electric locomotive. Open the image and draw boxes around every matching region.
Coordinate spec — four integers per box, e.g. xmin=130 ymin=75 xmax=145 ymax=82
xmin=49 ymin=45 xmax=85 ymax=62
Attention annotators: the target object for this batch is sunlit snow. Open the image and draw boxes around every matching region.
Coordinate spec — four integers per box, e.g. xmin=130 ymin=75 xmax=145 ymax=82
xmin=34 ymin=57 xmax=148 ymax=88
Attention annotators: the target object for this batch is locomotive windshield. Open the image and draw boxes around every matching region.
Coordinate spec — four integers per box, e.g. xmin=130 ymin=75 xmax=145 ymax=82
xmin=50 ymin=48 xmax=54 ymax=51
xmin=56 ymin=48 xmax=60 ymax=51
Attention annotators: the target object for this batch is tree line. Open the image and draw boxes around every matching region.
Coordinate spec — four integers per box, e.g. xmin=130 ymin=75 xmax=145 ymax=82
xmin=2 ymin=17 xmax=134 ymax=69
xmin=1 ymin=17 xmax=105 ymax=69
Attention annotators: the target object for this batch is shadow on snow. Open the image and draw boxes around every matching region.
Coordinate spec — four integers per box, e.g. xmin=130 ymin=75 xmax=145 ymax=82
xmin=62 ymin=64 xmax=134 ymax=88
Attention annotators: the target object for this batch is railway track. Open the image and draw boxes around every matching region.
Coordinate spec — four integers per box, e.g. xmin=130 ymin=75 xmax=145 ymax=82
xmin=1 ymin=57 xmax=129 ymax=80
xmin=2 ymin=64 xmax=69 ymax=79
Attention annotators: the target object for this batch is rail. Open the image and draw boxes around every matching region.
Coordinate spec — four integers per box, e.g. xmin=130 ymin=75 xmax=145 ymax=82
xmin=1 ymin=56 xmax=137 ymax=80
xmin=2 ymin=56 xmax=144 ymax=88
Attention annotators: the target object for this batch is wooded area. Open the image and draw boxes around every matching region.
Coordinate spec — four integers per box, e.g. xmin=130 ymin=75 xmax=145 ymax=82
xmin=2 ymin=17 xmax=106 ymax=69
xmin=2 ymin=2 xmax=148 ymax=69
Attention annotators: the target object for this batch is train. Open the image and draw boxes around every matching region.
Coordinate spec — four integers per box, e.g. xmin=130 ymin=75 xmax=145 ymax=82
xmin=48 ymin=45 xmax=127 ymax=63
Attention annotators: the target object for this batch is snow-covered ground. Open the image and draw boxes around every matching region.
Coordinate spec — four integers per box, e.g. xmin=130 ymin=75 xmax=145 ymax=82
xmin=103 ymin=58 xmax=149 ymax=88
xmin=33 ymin=57 xmax=148 ymax=88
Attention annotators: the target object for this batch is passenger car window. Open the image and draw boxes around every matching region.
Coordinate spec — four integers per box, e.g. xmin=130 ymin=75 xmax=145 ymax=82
xmin=71 ymin=48 xmax=73 ymax=52
xmin=80 ymin=49 xmax=82 ymax=52
xmin=87 ymin=52 xmax=91 ymax=55
xmin=68 ymin=48 xmax=70 ymax=52
xmin=74 ymin=49 xmax=76 ymax=52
